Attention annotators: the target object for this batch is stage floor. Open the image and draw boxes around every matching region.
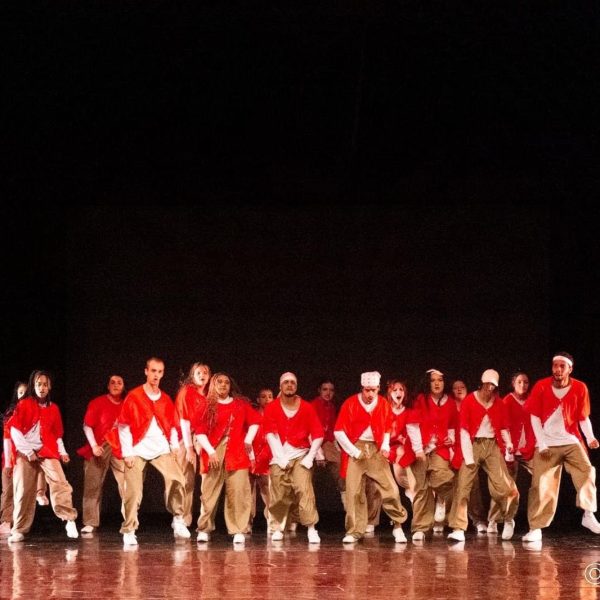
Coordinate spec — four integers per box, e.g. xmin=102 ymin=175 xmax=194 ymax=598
xmin=2 ymin=517 xmax=599 ymax=599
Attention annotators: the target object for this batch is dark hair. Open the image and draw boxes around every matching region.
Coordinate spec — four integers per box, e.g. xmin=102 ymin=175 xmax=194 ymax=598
xmin=553 ymin=351 xmax=574 ymax=366
xmin=420 ymin=369 xmax=446 ymax=397
xmin=2 ymin=380 xmax=27 ymax=424
xmin=27 ymin=370 xmax=53 ymax=403
xmin=317 ymin=377 xmax=335 ymax=389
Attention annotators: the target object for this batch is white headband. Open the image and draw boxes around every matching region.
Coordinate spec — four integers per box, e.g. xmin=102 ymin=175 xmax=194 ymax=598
xmin=280 ymin=372 xmax=297 ymax=384
xmin=552 ymin=355 xmax=573 ymax=367
xmin=426 ymin=369 xmax=444 ymax=377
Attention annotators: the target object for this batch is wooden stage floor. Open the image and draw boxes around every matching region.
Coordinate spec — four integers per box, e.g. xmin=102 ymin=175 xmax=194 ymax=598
xmin=1 ymin=515 xmax=599 ymax=599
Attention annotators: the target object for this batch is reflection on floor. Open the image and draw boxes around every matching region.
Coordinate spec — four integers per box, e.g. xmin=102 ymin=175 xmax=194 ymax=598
xmin=1 ymin=516 xmax=599 ymax=599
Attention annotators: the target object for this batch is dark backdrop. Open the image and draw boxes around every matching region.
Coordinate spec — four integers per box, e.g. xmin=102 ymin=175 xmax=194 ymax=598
xmin=3 ymin=1 xmax=599 ymax=518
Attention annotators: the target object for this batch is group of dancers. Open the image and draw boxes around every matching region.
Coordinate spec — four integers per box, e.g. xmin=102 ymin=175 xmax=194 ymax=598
xmin=1 ymin=351 xmax=599 ymax=547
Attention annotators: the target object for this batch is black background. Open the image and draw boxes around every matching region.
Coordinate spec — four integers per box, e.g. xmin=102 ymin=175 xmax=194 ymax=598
xmin=3 ymin=1 xmax=599 ymax=517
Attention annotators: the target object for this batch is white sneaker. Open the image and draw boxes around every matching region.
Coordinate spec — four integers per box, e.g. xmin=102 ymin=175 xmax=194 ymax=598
xmin=487 ymin=521 xmax=498 ymax=534
xmin=8 ymin=532 xmax=24 ymax=543
xmin=81 ymin=525 xmax=94 ymax=534
xmin=365 ymin=524 xmax=375 ymax=533
xmin=475 ymin=522 xmax=488 ymax=534
xmin=434 ymin=499 xmax=446 ymax=522
xmin=36 ymin=495 xmax=50 ymax=506
xmin=433 ymin=523 xmax=444 ymax=533
xmin=393 ymin=527 xmax=407 ymax=543
xmin=233 ymin=533 xmax=245 ymax=544
xmin=502 ymin=519 xmax=515 ymax=540
xmin=197 ymin=531 xmax=209 ymax=542
xmin=447 ymin=529 xmax=465 ymax=542
xmin=65 ymin=521 xmax=79 ymax=539
xmin=307 ymin=527 xmax=320 ymax=544
xmin=271 ymin=530 xmax=284 ymax=542
xmin=342 ymin=534 xmax=357 ymax=543
xmin=582 ymin=512 xmax=600 ymax=534
xmin=123 ymin=531 xmax=138 ymax=546
xmin=412 ymin=531 xmax=425 ymax=541
xmin=522 ymin=528 xmax=542 ymax=542
xmin=172 ymin=517 xmax=191 ymax=539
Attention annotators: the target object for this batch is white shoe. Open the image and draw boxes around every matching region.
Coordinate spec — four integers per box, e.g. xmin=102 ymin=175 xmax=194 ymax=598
xmin=501 ymin=519 xmax=515 ymax=540
xmin=447 ymin=529 xmax=465 ymax=542
xmin=81 ymin=525 xmax=94 ymax=534
xmin=271 ymin=530 xmax=284 ymax=542
xmin=65 ymin=521 xmax=79 ymax=539
xmin=487 ymin=520 xmax=498 ymax=534
xmin=393 ymin=527 xmax=407 ymax=543
xmin=197 ymin=531 xmax=209 ymax=542
xmin=582 ymin=512 xmax=600 ymax=534
xmin=233 ymin=533 xmax=245 ymax=544
xmin=36 ymin=495 xmax=50 ymax=506
xmin=434 ymin=499 xmax=446 ymax=522
xmin=475 ymin=522 xmax=488 ymax=534
xmin=522 ymin=528 xmax=542 ymax=542
xmin=412 ymin=531 xmax=425 ymax=541
xmin=342 ymin=534 xmax=357 ymax=543
xmin=433 ymin=523 xmax=444 ymax=533
xmin=8 ymin=532 xmax=24 ymax=543
xmin=365 ymin=524 xmax=375 ymax=533
xmin=307 ymin=527 xmax=320 ymax=544
xmin=172 ymin=517 xmax=191 ymax=539
xmin=123 ymin=531 xmax=138 ymax=546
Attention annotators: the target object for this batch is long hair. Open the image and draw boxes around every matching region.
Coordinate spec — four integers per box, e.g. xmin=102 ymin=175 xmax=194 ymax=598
xmin=2 ymin=380 xmax=27 ymax=425
xmin=386 ymin=378 xmax=413 ymax=409
xmin=26 ymin=370 xmax=53 ymax=404
xmin=179 ymin=362 xmax=212 ymax=395
xmin=420 ymin=370 xmax=446 ymax=398
xmin=205 ymin=372 xmax=242 ymax=432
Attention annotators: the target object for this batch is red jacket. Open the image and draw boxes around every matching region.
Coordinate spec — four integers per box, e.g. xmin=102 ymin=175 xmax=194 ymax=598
xmin=413 ymin=393 xmax=458 ymax=462
xmin=77 ymin=394 xmax=124 ymax=460
xmin=503 ymin=393 xmax=535 ymax=460
xmin=389 ymin=407 xmax=419 ymax=467
xmin=309 ymin=396 xmax=338 ymax=443
xmin=459 ymin=391 xmax=508 ymax=450
xmin=8 ymin=397 xmax=65 ymax=460
xmin=118 ymin=386 xmax=177 ymax=447
xmin=524 ymin=377 xmax=590 ymax=444
xmin=262 ymin=398 xmax=324 ymax=450
xmin=251 ymin=408 xmax=271 ymax=475
xmin=174 ymin=384 xmax=207 ymax=439
xmin=334 ymin=394 xmax=392 ymax=478
xmin=194 ymin=398 xmax=261 ymax=474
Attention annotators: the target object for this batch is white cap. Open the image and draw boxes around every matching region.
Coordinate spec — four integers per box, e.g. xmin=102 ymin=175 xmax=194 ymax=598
xmin=361 ymin=371 xmax=381 ymax=387
xmin=481 ymin=369 xmax=500 ymax=387
xmin=279 ymin=372 xmax=297 ymax=385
